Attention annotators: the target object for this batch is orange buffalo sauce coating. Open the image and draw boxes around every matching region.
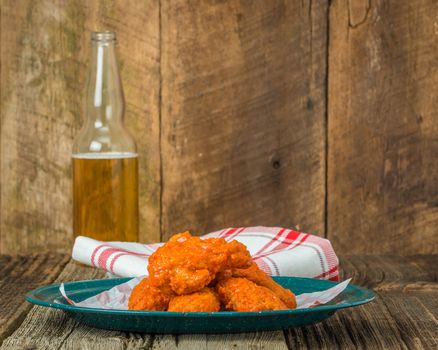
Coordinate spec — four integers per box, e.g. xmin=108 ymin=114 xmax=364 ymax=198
xmin=128 ymin=232 xmax=297 ymax=312
xmin=147 ymin=231 xmax=252 ymax=295
xmin=168 ymin=288 xmax=221 ymax=312
xmin=128 ymin=277 xmax=174 ymax=311
xmin=232 ymin=263 xmax=297 ymax=309
xmin=216 ymin=278 xmax=288 ymax=311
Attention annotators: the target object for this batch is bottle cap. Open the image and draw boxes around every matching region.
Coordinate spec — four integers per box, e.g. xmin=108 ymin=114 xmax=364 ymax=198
xmin=92 ymin=32 xmax=116 ymax=42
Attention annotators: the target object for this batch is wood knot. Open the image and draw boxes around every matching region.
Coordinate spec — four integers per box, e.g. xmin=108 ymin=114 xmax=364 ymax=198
xmin=306 ymin=98 xmax=314 ymax=111
xmin=272 ymin=160 xmax=281 ymax=169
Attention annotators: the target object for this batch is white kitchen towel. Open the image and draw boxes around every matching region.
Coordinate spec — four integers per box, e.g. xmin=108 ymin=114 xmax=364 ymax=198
xmin=72 ymin=226 xmax=339 ymax=281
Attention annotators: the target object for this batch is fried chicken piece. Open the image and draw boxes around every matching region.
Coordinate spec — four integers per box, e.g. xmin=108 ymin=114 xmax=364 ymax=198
xmin=224 ymin=240 xmax=253 ymax=269
xmin=232 ymin=263 xmax=297 ymax=309
xmin=216 ymin=278 xmax=288 ymax=311
xmin=209 ymin=269 xmax=233 ymax=287
xmin=148 ymin=232 xmax=251 ymax=295
xmin=168 ymin=231 xmax=192 ymax=242
xmin=168 ymin=288 xmax=221 ymax=312
xmin=128 ymin=277 xmax=174 ymax=311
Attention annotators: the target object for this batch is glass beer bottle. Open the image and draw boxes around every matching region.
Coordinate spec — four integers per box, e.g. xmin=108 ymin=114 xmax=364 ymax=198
xmin=73 ymin=32 xmax=139 ymax=242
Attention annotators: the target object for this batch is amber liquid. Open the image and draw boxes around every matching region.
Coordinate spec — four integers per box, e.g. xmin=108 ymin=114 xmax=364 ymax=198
xmin=73 ymin=152 xmax=139 ymax=241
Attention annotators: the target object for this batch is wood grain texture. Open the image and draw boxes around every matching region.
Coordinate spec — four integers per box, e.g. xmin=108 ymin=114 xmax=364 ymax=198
xmin=0 ymin=0 xmax=160 ymax=253
xmin=284 ymin=255 xmax=438 ymax=349
xmin=153 ymin=332 xmax=288 ymax=350
xmin=380 ymin=292 xmax=438 ymax=349
xmin=285 ymin=298 xmax=409 ymax=349
xmin=339 ymin=255 xmax=438 ymax=290
xmin=328 ymin=0 xmax=438 ymax=254
xmin=1 ymin=260 xmax=154 ymax=350
xmin=0 ymin=254 xmax=69 ymax=344
xmin=160 ymin=0 xmax=328 ymax=239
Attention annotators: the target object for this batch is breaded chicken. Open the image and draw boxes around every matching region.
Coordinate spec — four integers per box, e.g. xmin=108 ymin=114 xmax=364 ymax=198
xmin=216 ymin=277 xmax=288 ymax=311
xmin=224 ymin=240 xmax=253 ymax=269
xmin=232 ymin=263 xmax=297 ymax=309
xmin=129 ymin=232 xmax=296 ymax=313
xmin=148 ymin=232 xmax=252 ymax=295
xmin=128 ymin=277 xmax=174 ymax=311
xmin=168 ymin=288 xmax=221 ymax=312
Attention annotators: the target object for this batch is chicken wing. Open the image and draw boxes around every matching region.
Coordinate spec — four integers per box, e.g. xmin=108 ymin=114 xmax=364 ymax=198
xmin=232 ymin=263 xmax=297 ymax=309
xmin=148 ymin=232 xmax=251 ymax=295
xmin=129 ymin=232 xmax=296 ymax=313
xmin=224 ymin=240 xmax=253 ymax=269
xmin=168 ymin=288 xmax=221 ymax=312
xmin=216 ymin=277 xmax=288 ymax=311
xmin=128 ymin=277 xmax=174 ymax=311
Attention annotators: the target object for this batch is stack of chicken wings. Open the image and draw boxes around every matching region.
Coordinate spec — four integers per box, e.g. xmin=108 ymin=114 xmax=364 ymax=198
xmin=128 ymin=232 xmax=296 ymax=312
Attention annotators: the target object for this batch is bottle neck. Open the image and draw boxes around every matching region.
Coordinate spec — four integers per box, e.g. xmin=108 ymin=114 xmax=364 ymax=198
xmin=86 ymin=35 xmax=124 ymax=127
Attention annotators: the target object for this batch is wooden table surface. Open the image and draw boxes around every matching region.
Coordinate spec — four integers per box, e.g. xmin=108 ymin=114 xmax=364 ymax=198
xmin=0 ymin=255 xmax=437 ymax=349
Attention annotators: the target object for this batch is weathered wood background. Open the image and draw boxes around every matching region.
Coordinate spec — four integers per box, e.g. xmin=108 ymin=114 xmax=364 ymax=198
xmin=1 ymin=0 xmax=437 ymax=254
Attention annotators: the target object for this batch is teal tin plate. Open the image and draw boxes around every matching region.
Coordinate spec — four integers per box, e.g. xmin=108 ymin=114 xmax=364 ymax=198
xmin=26 ymin=277 xmax=375 ymax=334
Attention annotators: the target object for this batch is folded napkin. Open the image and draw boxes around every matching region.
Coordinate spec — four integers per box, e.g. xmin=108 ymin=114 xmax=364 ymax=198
xmin=72 ymin=226 xmax=340 ymax=281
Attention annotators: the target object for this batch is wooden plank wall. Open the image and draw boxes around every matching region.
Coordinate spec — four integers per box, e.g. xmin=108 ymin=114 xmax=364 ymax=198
xmin=0 ymin=0 xmax=161 ymax=253
xmin=329 ymin=0 xmax=438 ymax=254
xmin=0 ymin=0 xmax=437 ymax=254
xmin=160 ymin=0 xmax=327 ymax=239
